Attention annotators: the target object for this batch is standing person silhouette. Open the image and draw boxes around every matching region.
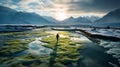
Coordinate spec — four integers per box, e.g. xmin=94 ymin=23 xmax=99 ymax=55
xmin=56 ymin=33 xmax=59 ymax=41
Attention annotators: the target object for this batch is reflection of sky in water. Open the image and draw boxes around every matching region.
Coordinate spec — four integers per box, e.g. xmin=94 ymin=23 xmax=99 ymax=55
xmin=70 ymin=33 xmax=92 ymax=43
xmin=71 ymin=36 xmax=91 ymax=43
xmin=100 ymin=41 xmax=120 ymax=64
xmin=28 ymin=38 xmax=53 ymax=55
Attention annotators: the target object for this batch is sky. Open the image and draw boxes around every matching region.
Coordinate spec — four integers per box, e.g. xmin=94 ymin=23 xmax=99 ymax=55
xmin=0 ymin=0 xmax=120 ymax=20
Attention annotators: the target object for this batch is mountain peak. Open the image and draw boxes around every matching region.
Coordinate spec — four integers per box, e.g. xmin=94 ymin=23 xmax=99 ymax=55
xmin=69 ymin=16 xmax=74 ymax=19
xmin=96 ymin=8 xmax=120 ymax=23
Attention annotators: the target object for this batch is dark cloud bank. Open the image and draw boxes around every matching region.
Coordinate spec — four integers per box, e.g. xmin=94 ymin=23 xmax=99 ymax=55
xmin=67 ymin=0 xmax=120 ymax=13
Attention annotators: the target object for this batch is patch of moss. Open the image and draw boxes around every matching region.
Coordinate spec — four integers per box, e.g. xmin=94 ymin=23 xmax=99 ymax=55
xmin=14 ymin=54 xmax=50 ymax=67
xmin=13 ymin=35 xmax=28 ymax=39
xmin=38 ymin=63 xmax=49 ymax=67
xmin=5 ymin=39 xmax=27 ymax=44
xmin=69 ymin=41 xmax=82 ymax=46
xmin=54 ymin=62 xmax=65 ymax=67
xmin=0 ymin=40 xmax=3 ymax=42
xmin=20 ymin=54 xmax=39 ymax=60
xmin=0 ymin=35 xmax=3 ymax=38
xmin=0 ymin=38 xmax=34 ymax=56
xmin=0 ymin=32 xmax=14 ymax=36
xmin=18 ymin=54 xmax=50 ymax=62
xmin=35 ymin=32 xmax=49 ymax=37
xmin=10 ymin=63 xmax=26 ymax=67
xmin=30 ymin=62 xmax=42 ymax=67
xmin=26 ymin=38 xmax=35 ymax=42
xmin=5 ymin=38 xmax=35 ymax=45
xmin=41 ymin=35 xmax=56 ymax=49
xmin=0 ymin=57 xmax=11 ymax=64
xmin=40 ymin=31 xmax=83 ymax=66
xmin=0 ymin=46 xmax=25 ymax=56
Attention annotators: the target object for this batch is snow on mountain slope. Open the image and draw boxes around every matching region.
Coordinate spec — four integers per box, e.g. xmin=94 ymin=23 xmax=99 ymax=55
xmin=62 ymin=16 xmax=91 ymax=24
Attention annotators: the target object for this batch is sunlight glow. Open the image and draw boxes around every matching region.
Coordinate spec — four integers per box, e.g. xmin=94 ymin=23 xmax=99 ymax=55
xmin=55 ymin=12 xmax=67 ymax=21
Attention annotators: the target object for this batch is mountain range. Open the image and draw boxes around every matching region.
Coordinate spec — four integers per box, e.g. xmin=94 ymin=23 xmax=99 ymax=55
xmin=62 ymin=16 xmax=92 ymax=24
xmin=61 ymin=16 xmax=100 ymax=25
xmin=0 ymin=5 xmax=55 ymax=25
xmin=0 ymin=5 xmax=120 ymax=27
xmin=0 ymin=5 xmax=99 ymax=25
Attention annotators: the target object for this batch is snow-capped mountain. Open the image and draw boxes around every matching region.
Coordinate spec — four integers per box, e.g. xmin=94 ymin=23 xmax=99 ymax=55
xmin=96 ymin=8 xmax=120 ymax=23
xmin=0 ymin=5 xmax=54 ymax=25
xmin=62 ymin=17 xmax=76 ymax=23
xmin=76 ymin=17 xmax=92 ymax=23
xmin=85 ymin=16 xmax=100 ymax=22
xmin=62 ymin=16 xmax=92 ymax=25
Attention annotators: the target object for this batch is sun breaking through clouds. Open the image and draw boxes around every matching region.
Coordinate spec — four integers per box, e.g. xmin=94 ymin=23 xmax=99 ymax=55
xmin=0 ymin=0 xmax=120 ymax=20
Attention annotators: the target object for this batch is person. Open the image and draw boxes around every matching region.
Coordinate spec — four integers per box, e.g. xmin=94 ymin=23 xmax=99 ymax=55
xmin=106 ymin=26 xmax=110 ymax=29
xmin=56 ymin=33 xmax=59 ymax=41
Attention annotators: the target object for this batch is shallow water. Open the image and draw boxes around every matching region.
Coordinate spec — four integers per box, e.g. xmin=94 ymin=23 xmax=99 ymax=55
xmin=0 ymin=29 xmax=120 ymax=67
xmin=28 ymin=37 xmax=53 ymax=55
xmin=13 ymin=37 xmax=53 ymax=57
xmin=68 ymin=32 xmax=120 ymax=67
xmin=100 ymin=41 xmax=120 ymax=66
xmin=78 ymin=43 xmax=119 ymax=67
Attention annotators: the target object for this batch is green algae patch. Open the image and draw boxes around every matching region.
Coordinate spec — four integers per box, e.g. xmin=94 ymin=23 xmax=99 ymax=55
xmin=40 ymin=31 xmax=83 ymax=66
xmin=14 ymin=54 xmax=50 ymax=67
xmin=35 ymin=32 xmax=49 ymax=37
xmin=41 ymin=35 xmax=56 ymax=49
xmin=0 ymin=40 xmax=3 ymax=42
xmin=0 ymin=46 xmax=26 ymax=56
xmin=0 ymin=38 xmax=35 ymax=56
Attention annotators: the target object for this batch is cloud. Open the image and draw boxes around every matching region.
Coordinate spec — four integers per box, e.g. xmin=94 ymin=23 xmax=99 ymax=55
xmin=0 ymin=0 xmax=13 ymax=4
xmin=0 ymin=0 xmax=120 ymax=19
xmin=16 ymin=0 xmax=54 ymax=13
xmin=48 ymin=0 xmax=120 ymax=17
xmin=0 ymin=0 xmax=18 ymax=9
xmin=18 ymin=0 xmax=54 ymax=9
xmin=66 ymin=0 xmax=120 ymax=13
